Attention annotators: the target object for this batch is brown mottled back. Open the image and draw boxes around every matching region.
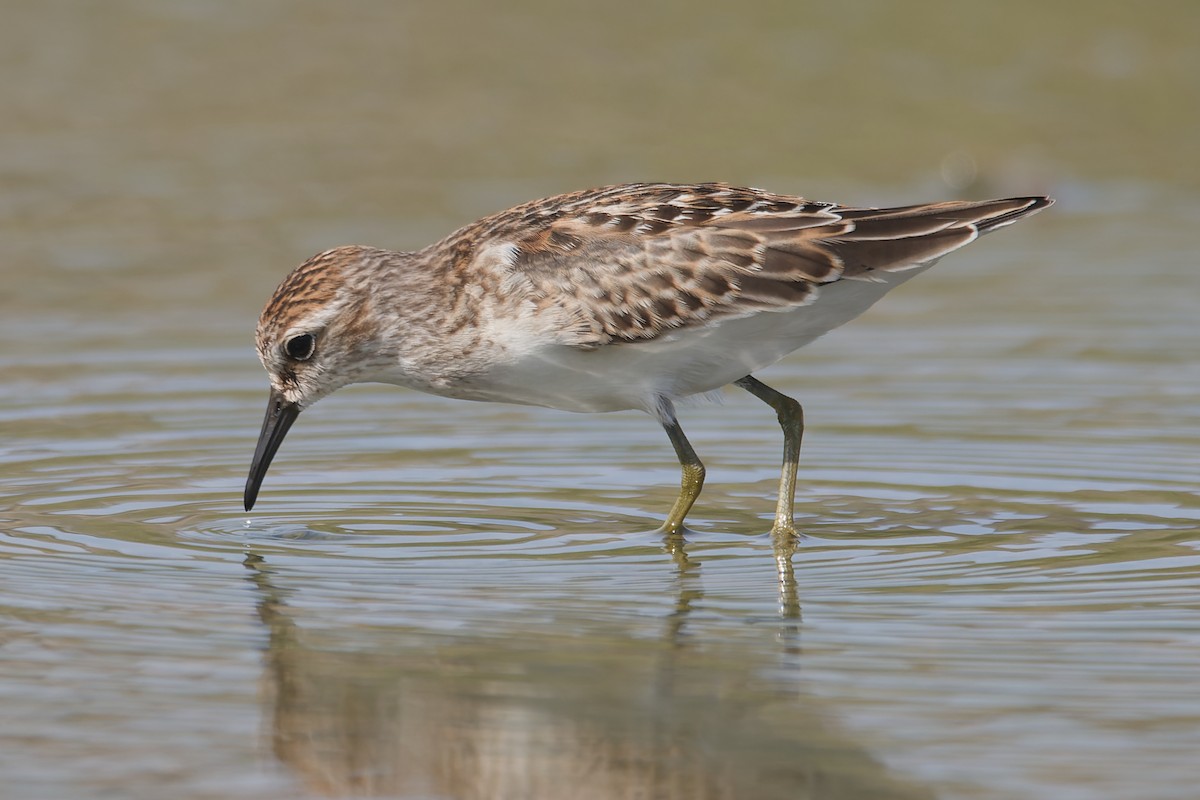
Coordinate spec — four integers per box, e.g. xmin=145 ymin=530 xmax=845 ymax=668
xmin=431 ymin=183 xmax=1049 ymax=347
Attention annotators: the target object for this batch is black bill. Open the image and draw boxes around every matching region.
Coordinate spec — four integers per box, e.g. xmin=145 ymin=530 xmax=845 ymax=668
xmin=244 ymin=388 xmax=301 ymax=511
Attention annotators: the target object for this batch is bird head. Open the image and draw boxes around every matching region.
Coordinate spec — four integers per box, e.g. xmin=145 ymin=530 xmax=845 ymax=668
xmin=244 ymin=246 xmax=389 ymax=511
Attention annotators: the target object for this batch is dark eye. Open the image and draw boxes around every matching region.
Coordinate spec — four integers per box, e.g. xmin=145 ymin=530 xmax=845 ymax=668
xmin=284 ymin=333 xmax=316 ymax=361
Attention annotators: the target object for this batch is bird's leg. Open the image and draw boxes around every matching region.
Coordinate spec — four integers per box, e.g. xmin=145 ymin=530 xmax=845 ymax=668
xmin=735 ymin=376 xmax=804 ymax=536
xmin=653 ymin=396 xmax=705 ymax=537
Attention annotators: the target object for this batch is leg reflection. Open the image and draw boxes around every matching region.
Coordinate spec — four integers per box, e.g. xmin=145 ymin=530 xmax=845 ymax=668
xmin=661 ymin=531 xmax=703 ymax=647
xmin=772 ymin=529 xmax=803 ymax=662
xmin=772 ymin=529 xmax=801 ymax=622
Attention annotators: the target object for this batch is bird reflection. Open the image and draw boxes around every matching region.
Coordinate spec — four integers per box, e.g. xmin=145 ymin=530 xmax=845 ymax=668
xmin=243 ymin=541 xmax=931 ymax=800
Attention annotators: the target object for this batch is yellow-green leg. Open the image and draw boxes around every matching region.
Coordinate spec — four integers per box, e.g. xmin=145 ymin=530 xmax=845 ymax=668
xmin=735 ymin=375 xmax=804 ymax=536
xmin=655 ymin=398 xmax=705 ymax=536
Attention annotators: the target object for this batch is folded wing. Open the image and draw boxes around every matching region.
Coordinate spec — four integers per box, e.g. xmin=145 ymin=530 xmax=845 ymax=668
xmin=449 ymin=183 xmax=1050 ymax=347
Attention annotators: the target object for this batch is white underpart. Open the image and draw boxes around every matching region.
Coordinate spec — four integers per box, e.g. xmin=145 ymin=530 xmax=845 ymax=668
xmin=457 ymin=260 xmax=941 ymax=414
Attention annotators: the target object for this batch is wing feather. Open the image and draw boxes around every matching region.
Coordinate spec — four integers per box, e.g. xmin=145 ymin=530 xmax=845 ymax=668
xmin=439 ymin=184 xmax=1050 ymax=347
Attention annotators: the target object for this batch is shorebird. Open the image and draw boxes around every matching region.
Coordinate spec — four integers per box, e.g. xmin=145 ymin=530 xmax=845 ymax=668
xmin=244 ymin=183 xmax=1051 ymax=535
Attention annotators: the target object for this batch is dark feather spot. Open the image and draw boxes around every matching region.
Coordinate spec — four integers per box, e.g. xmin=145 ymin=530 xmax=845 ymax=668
xmin=609 ymin=310 xmax=635 ymax=333
xmin=651 ymin=297 xmax=679 ymax=321
xmin=722 ymin=252 xmax=756 ymax=268
xmin=547 ymin=229 xmax=582 ymax=250
xmin=698 ymin=273 xmax=732 ymax=297
xmin=761 ymin=244 xmax=840 ymax=281
xmin=643 ymin=272 xmax=676 ymax=292
xmin=639 ymin=218 xmax=672 ymax=235
xmin=737 ymin=276 xmax=814 ymax=304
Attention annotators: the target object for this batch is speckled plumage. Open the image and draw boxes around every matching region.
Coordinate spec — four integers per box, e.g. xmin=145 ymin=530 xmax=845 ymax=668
xmin=245 ymin=182 xmax=1052 ymax=532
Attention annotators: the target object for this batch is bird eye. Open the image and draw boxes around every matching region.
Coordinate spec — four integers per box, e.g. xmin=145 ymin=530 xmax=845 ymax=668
xmin=284 ymin=333 xmax=316 ymax=361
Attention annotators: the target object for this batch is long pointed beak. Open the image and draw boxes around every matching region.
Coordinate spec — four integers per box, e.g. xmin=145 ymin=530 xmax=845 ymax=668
xmin=244 ymin=388 xmax=302 ymax=511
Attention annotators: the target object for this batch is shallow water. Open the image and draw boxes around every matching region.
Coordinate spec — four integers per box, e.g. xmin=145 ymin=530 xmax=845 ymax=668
xmin=3 ymin=3 xmax=1200 ymax=799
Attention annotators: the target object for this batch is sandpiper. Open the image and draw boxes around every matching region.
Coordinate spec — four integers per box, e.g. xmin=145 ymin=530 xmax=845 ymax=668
xmin=244 ymin=182 xmax=1051 ymax=535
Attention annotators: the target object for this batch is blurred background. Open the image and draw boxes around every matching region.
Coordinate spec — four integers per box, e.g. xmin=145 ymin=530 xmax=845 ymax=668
xmin=2 ymin=2 xmax=1198 ymax=799
xmin=3 ymin=0 xmax=1196 ymax=337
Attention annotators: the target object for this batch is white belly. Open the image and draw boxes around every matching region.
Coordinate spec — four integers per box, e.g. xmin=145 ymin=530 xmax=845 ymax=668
xmin=454 ymin=266 xmax=932 ymax=413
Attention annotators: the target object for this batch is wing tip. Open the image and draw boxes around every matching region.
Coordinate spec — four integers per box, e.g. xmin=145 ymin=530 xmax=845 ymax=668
xmin=976 ymin=195 xmax=1054 ymax=233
